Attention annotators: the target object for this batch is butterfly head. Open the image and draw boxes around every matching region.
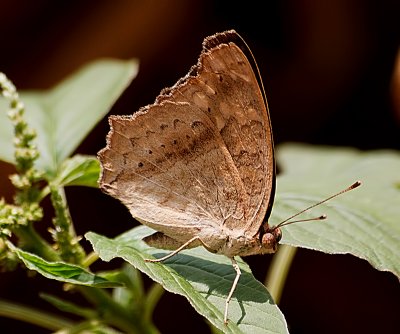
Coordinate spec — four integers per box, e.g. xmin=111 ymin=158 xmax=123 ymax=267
xmin=260 ymin=225 xmax=282 ymax=252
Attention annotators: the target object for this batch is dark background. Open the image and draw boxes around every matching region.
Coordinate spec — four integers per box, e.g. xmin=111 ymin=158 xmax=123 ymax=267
xmin=0 ymin=1 xmax=399 ymax=333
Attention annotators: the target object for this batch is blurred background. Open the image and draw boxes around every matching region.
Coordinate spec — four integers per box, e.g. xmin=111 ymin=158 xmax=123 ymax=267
xmin=0 ymin=1 xmax=399 ymax=333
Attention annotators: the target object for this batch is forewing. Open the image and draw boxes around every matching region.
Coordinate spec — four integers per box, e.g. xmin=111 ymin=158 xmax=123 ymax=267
xmin=98 ymin=30 xmax=275 ymax=243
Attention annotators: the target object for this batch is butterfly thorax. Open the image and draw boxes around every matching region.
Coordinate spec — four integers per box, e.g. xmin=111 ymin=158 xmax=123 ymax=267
xmin=206 ymin=225 xmax=282 ymax=257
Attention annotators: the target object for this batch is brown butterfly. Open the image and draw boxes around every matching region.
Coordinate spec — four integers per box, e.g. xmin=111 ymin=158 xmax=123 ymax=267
xmin=98 ymin=30 xmax=360 ymax=324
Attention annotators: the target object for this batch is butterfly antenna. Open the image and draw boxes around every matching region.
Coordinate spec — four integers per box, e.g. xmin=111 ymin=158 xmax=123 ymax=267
xmin=273 ymin=181 xmax=362 ymax=229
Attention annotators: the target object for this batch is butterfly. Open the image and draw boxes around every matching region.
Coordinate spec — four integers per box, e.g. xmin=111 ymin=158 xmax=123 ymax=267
xmin=98 ymin=30 xmax=360 ymax=324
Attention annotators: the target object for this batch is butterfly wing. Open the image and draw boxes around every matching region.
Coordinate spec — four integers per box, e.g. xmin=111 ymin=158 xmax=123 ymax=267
xmin=98 ymin=30 xmax=275 ymax=246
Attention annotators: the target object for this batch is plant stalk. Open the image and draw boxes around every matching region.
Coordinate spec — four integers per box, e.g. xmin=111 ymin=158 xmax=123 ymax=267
xmin=0 ymin=298 xmax=74 ymax=330
xmin=265 ymin=244 xmax=297 ymax=304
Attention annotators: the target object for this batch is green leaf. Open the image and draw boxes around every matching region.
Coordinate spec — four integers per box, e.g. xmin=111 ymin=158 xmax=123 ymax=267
xmin=86 ymin=227 xmax=289 ymax=334
xmin=8 ymin=242 xmax=120 ymax=287
xmin=40 ymin=293 xmax=97 ymax=319
xmin=271 ymin=143 xmax=400 ymax=277
xmin=53 ymin=154 xmax=100 ymax=187
xmin=0 ymin=59 xmax=138 ymax=174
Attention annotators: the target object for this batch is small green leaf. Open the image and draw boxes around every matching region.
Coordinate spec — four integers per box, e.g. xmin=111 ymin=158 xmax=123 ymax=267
xmin=271 ymin=144 xmax=400 ymax=277
xmin=0 ymin=59 xmax=138 ymax=174
xmin=53 ymin=154 xmax=100 ymax=187
xmin=40 ymin=293 xmax=97 ymax=319
xmin=86 ymin=226 xmax=289 ymax=334
xmin=8 ymin=242 xmax=120 ymax=287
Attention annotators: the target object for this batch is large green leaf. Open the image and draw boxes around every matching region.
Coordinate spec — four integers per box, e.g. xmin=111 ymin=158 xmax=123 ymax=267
xmin=0 ymin=59 xmax=138 ymax=174
xmin=271 ymin=144 xmax=400 ymax=277
xmin=86 ymin=227 xmax=289 ymax=334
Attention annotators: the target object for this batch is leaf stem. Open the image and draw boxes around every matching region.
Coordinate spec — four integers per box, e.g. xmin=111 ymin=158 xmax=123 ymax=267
xmin=143 ymin=282 xmax=164 ymax=322
xmin=0 ymin=298 xmax=75 ymax=330
xmin=264 ymin=244 xmax=297 ymax=304
xmin=81 ymin=251 xmax=99 ymax=268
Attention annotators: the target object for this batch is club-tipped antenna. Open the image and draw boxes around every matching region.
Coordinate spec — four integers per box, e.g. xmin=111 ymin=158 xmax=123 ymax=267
xmin=273 ymin=181 xmax=362 ymax=230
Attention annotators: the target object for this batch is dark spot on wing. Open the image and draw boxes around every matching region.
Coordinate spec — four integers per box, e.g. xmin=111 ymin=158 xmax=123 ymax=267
xmin=173 ymin=119 xmax=184 ymax=129
xmin=191 ymin=120 xmax=203 ymax=129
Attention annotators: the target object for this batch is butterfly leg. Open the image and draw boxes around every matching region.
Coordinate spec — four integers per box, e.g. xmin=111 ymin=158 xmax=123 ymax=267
xmin=144 ymin=236 xmax=201 ymax=263
xmin=224 ymin=257 xmax=241 ymax=324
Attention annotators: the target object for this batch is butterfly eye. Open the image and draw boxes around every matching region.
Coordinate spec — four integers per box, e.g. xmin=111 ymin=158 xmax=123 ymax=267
xmin=273 ymin=228 xmax=282 ymax=243
xmin=261 ymin=229 xmax=281 ymax=249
